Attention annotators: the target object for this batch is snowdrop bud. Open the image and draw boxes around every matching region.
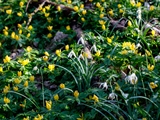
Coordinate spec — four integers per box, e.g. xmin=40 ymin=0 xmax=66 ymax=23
xmin=99 ymin=82 xmax=108 ymax=90
xmin=125 ymin=73 xmax=138 ymax=85
xmin=77 ymin=37 xmax=85 ymax=45
xmin=155 ymin=55 xmax=160 ymax=62
xmin=68 ymin=50 xmax=76 ymax=58
xmin=108 ymin=93 xmax=117 ymax=100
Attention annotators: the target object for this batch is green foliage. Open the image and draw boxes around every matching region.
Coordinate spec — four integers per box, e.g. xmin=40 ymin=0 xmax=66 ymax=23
xmin=0 ymin=0 xmax=160 ymax=119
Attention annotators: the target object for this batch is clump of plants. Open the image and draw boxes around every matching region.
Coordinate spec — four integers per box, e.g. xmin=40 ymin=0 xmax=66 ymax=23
xmin=0 ymin=0 xmax=160 ymax=119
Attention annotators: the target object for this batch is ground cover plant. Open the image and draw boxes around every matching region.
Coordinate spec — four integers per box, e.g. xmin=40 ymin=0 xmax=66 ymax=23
xmin=0 ymin=0 xmax=160 ymax=119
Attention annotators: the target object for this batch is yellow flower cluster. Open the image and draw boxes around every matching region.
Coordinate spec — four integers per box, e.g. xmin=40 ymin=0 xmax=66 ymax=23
xmin=33 ymin=114 xmax=43 ymax=120
xmin=4 ymin=97 xmax=10 ymax=104
xmin=60 ymin=83 xmax=65 ymax=89
xmin=147 ymin=64 xmax=154 ymax=71
xmin=3 ymin=85 xmax=10 ymax=94
xmin=92 ymin=94 xmax=99 ymax=103
xmin=74 ymin=90 xmax=79 ymax=98
xmin=122 ymin=42 xmax=136 ymax=51
xmin=45 ymin=100 xmax=52 ymax=110
xmin=3 ymin=55 xmax=11 ymax=63
xmin=48 ymin=64 xmax=55 ymax=71
xmin=54 ymin=94 xmax=59 ymax=101
xmin=150 ymin=82 xmax=158 ymax=89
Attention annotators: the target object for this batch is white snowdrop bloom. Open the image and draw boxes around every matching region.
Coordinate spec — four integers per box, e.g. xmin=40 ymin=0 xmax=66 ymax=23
xmin=90 ymin=44 xmax=97 ymax=52
xmin=155 ymin=55 xmax=160 ymax=62
xmin=125 ymin=73 xmax=138 ymax=85
xmin=77 ymin=37 xmax=85 ymax=45
xmin=78 ymin=54 xmax=84 ymax=60
xmin=144 ymin=2 xmax=150 ymax=10
xmin=120 ymin=89 xmax=129 ymax=99
xmin=33 ymin=66 xmax=39 ymax=74
xmin=137 ymin=8 xmax=142 ymax=20
xmin=68 ymin=50 xmax=76 ymax=58
xmin=136 ymin=43 xmax=142 ymax=49
xmin=108 ymin=92 xmax=117 ymax=100
xmin=99 ymin=82 xmax=108 ymax=90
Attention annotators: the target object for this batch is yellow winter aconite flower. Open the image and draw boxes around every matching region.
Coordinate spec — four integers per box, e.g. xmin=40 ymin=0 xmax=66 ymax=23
xmin=45 ymin=13 xmax=50 ymax=17
xmin=44 ymin=51 xmax=49 ymax=56
xmin=21 ymin=59 xmax=30 ymax=66
xmin=53 ymin=94 xmax=59 ymax=101
xmin=11 ymin=32 xmax=16 ymax=39
xmin=4 ymin=97 xmax=10 ymax=104
xmin=136 ymin=2 xmax=141 ymax=7
xmin=145 ymin=50 xmax=151 ymax=56
xmin=108 ymin=10 xmax=113 ymax=16
xmin=115 ymin=82 xmax=120 ymax=91
xmin=26 ymin=46 xmax=32 ymax=52
xmin=27 ymin=33 xmax=30 ymax=38
xmin=17 ymin=12 xmax=22 ymax=17
xmin=60 ymin=83 xmax=65 ymax=89
xmin=28 ymin=25 xmax=33 ymax=30
xmin=150 ymin=5 xmax=154 ymax=11
xmin=19 ymin=1 xmax=24 ymax=7
xmin=81 ymin=17 xmax=85 ymax=22
xmin=130 ymin=0 xmax=135 ymax=6
xmin=107 ymin=37 xmax=112 ymax=44
xmin=47 ymin=26 xmax=53 ymax=31
xmin=57 ymin=6 xmax=61 ymax=11
xmin=3 ymin=85 xmax=10 ymax=94
xmin=14 ymin=78 xmax=21 ymax=84
xmin=96 ymin=2 xmax=101 ymax=8
xmin=47 ymin=33 xmax=52 ymax=38
xmin=3 ymin=55 xmax=11 ymax=63
xmin=83 ymin=52 xmax=88 ymax=58
xmin=102 ymin=25 xmax=105 ymax=30
xmin=82 ymin=10 xmax=87 ymax=15
xmin=95 ymin=50 xmax=101 ymax=57
xmin=45 ymin=5 xmax=51 ymax=10
xmin=150 ymin=82 xmax=158 ymax=89
xmin=66 ymin=25 xmax=71 ymax=31
xmin=29 ymin=76 xmax=35 ymax=82
xmin=65 ymin=45 xmax=69 ymax=51
xmin=13 ymin=86 xmax=18 ymax=91
xmin=142 ymin=118 xmax=147 ymax=120
xmin=99 ymin=14 xmax=104 ymax=18
xmin=15 ymin=35 xmax=20 ymax=41
xmin=119 ymin=9 xmax=124 ymax=14
xmin=43 ymin=56 xmax=48 ymax=61
xmin=147 ymin=64 xmax=154 ymax=71
xmin=73 ymin=6 xmax=79 ymax=12
xmin=99 ymin=20 xmax=105 ymax=25
xmin=92 ymin=95 xmax=99 ymax=103
xmin=151 ymin=30 xmax=155 ymax=36
xmin=23 ymin=116 xmax=29 ymax=120
xmin=80 ymin=4 xmax=84 ymax=9
xmin=120 ymin=50 xmax=128 ymax=55
xmin=18 ymin=24 xmax=22 ymax=28
xmin=74 ymin=90 xmax=79 ymax=98
xmin=0 ymin=67 xmax=3 ymax=72
xmin=6 ymin=9 xmax=12 ymax=14
xmin=128 ymin=20 xmax=132 ymax=27
xmin=19 ymin=29 xmax=22 ymax=34
xmin=118 ymin=4 xmax=122 ymax=8
xmin=55 ymin=49 xmax=61 ymax=57
xmin=24 ymin=81 xmax=28 ymax=87
xmin=67 ymin=0 xmax=71 ymax=4
xmin=48 ymin=64 xmax=55 ymax=71
xmin=3 ymin=31 xmax=8 ymax=36
xmin=45 ymin=100 xmax=52 ymax=110
xmin=34 ymin=114 xmax=43 ymax=120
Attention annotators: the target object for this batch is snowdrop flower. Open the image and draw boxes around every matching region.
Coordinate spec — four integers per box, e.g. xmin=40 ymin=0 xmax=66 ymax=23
xmin=108 ymin=92 xmax=117 ymax=100
xmin=33 ymin=66 xmax=39 ymax=74
xmin=90 ymin=44 xmax=97 ymax=52
xmin=68 ymin=50 xmax=76 ymax=58
xmin=144 ymin=2 xmax=150 ymax=10
xmin=125 ymin=73 xmax=138 ymax=85
xmin=137 ymin=8 xmax=141 ymax=21
xmin=120 ymin=89 xmax=129 ymax=99
xmin=78 ymin=54 xmax=84 ymax=60
xmin=77 ymin=37 xmax=85 ymax=45
xmin=99 ymin=82 xmax=108 ymax=90
xmin=136 ymin=43 xmax=142 ymax=49
xmin=155 ymin=55 xmax=160 ymax=62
